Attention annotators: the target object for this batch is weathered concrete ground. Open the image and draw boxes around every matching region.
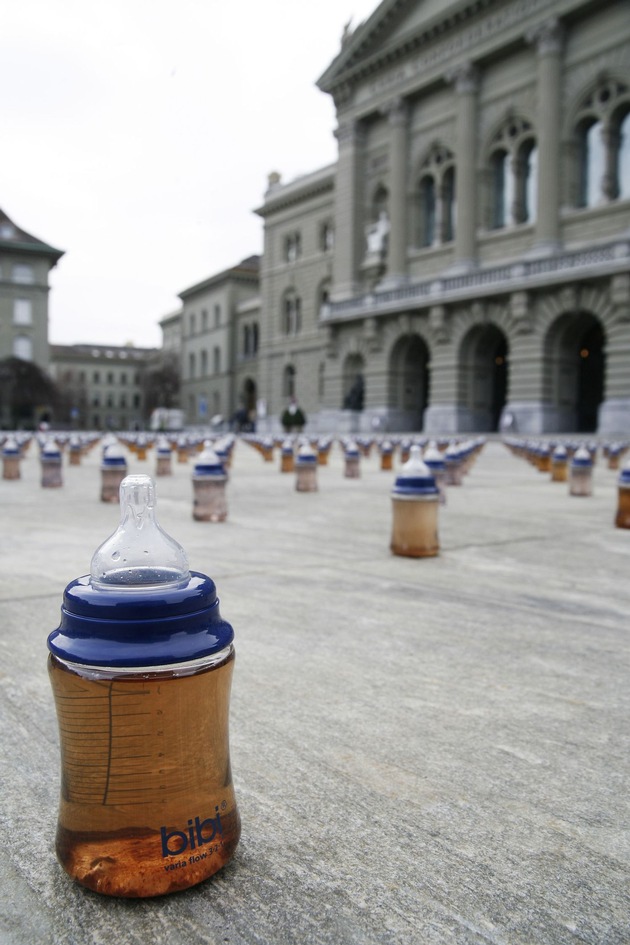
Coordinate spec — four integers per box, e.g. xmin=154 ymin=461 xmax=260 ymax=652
xmin=0 ymin=437 xmax=628 ymax=944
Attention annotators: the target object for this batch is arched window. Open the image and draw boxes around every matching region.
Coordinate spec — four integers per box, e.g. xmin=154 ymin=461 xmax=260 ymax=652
xmin=442 ymin=166 xmax=456 ymax=242
xmin=282 ymin=291 xmax=301 ymax=335
xmin=416 ymin=145 xmax=456 ymax=246
xmin=572 ymin=78 xmax=630 ymax=207
xmin=524 ymin=143 xmax=538 ymax=223
xmin=615 ymin=109 xmax=630 ymax=199
xmin=510 ymin=140 xmax=538 ymax=223
xmin=488 ymin=118 xmax=535 ymax=229
xmin=492 ymin=150 xmax=512 ymax=228
xmin=317 ymin=279 xmax=331 ymax=317
xmin=578 ymin=119 xmax=604 ymax=207
xmin=419 ymin=176 xmax=436 ymax=246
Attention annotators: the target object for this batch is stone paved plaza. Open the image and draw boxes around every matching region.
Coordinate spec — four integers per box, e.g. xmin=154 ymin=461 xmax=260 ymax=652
xmin=0 ymin=436 xmax=628 ymax=944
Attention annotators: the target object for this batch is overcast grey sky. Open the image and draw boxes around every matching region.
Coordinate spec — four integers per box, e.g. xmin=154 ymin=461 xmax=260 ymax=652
xmin=1 ymin=0 xmax=379 ymax=349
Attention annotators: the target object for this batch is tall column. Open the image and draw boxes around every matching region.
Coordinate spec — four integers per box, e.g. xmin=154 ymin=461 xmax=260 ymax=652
xmin=331 ymin=119 xmax=364 ymax=301
xmin=450 ymin=63 xmax=479 ymax=271
xmin=529 ymin=19 xmax=564 ymax=251
xmin=383 ymin=97 xmax=409 ymax=286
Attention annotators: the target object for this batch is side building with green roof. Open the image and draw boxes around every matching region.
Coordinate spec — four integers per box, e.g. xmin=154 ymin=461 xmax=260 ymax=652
xmin=0 ymin=207 xmax=64 ymax=373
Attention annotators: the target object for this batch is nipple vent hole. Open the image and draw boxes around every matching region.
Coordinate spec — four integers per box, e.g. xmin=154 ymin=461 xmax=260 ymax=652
xmin=111 ymin=551 xmax=120 ymax=560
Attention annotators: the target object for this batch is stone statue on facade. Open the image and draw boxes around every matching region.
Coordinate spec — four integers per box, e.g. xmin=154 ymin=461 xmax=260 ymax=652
xmin=365 ymin=211 xmax=390 ymax=258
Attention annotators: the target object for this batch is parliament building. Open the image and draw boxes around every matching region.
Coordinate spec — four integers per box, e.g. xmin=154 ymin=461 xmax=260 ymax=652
xmin=242 ymin=0 xmax=630 ymax=436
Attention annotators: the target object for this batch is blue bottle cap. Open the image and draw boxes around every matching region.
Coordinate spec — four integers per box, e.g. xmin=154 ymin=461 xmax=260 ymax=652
xmin=618 ymin=462 xmax=630 ymax=486
xmin=423 ymin=442 xmax=445 ymax=471
xmin=2 ymin=436 xmax=19 ymax=456
xmin=41 ymin=440 xmax=61 ymax=460
xmin=296 ymin=443 xmax=316 ymax=465
xmin=572 ymin=446 xmax=592 ymax=467
xmin=47 ymin=474 xmax=233 ymax=667
xmin=102 ymin=443 xmax=127 ymax=467
xmin=193 ymin=447 xmax=225 ymax=477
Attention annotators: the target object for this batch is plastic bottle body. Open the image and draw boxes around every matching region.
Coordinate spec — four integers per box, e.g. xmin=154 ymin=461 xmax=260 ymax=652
xmin=615 ymin=484 xmax=630 ymax=528
xmin=48 ymin=646 xmax=240 ymax=898
xmin=390 ymin=493 xmax=439 ymax=557
xmin=551 ymin=458 xmax=568 ymax=482
xmin=569 ymin=466 xmax=593 ymax=496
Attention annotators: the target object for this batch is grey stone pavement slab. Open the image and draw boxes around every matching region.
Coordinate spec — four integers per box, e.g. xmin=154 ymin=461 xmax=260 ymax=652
xmin=0 ymin=438 xmax=628 ymax=945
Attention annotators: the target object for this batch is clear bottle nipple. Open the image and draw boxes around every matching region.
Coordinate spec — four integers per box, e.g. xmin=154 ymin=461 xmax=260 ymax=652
xmin=400 ymin=443 xmax=430 ymax=477
xmin=90 ymin=474 xmax=190 ymax=588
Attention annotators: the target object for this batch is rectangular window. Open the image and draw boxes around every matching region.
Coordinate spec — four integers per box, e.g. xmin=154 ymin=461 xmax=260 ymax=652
xmin=93 ymin=371 xmax=100 ymax=383
xmin=13 ymin=299 xmax=32 ymax=326
xmin=13 ymin=336 xmax=33 ymax=360
xmin=214 ymin=304 xmax=220 ymax=327
xmin=107 ymin=371 xmax=114 ymax=384
xmin=12 ymin=264 xmax=34 ymax=284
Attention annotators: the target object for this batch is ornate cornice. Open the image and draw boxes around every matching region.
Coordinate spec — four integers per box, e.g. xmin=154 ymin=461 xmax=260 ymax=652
xmin=317 ymin=0 xmax=493 ymax=96
xmin=255 ymin=166 xmax=336 ymax=217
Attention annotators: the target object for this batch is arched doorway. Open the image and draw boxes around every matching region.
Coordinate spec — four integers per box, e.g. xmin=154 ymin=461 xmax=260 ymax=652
xmin=458 ymin=324 xmax=508 ymax=432
xmin=388 ymin=334 xmax=430 ymax=430
xmin=234 ymin=377 xmax=257 ymax=431
xmin=342 ymin=354 xmax=365 ymax=411
xmin=544 ymin=313 xmax=605 ymax=432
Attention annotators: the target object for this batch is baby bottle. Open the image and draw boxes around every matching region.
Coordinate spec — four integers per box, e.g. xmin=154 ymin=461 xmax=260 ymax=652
xmin=47 ymin=474 xmax=240 ymax=897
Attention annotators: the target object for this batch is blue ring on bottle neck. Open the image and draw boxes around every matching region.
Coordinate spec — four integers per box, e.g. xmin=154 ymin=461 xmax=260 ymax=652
xmin=392 ymin=474 xmax=439 ymax=496
xmin=194 ymin=462 xmax=225 ymax=476
xmin=47 ymin=570 xmax=234 ymax=667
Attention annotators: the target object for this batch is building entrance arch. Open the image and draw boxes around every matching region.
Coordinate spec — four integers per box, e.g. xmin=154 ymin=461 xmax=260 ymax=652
xmin=458 ymin=324 xmax=508 ymax=431
xmin=544 ymin=313 xmax=605 ymax=432
xmin=234 ymin=377 xmax=257 ymax=431
xmin=342 ymin=353 xmax=365 ymax=411
xmin=388 ymin=333 xmax=430 ymax=431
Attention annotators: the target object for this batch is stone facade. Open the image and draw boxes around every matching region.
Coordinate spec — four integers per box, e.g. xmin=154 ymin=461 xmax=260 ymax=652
xmin=49 ymin=343 xmax=157 ymax=430
xmin=254 ymin=0 xmax=630 ymax=435
xmin=178 ymin=256 xmax=260 ymax=427
xmin=0 ymin=208 xmax=63 ymax=372
xmin=255 ymin=167 xmax=336 ymax=431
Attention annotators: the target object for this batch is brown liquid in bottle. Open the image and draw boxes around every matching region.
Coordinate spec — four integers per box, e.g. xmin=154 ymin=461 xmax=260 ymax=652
xmin=48 ymin=649 xmax=240 ymax=898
